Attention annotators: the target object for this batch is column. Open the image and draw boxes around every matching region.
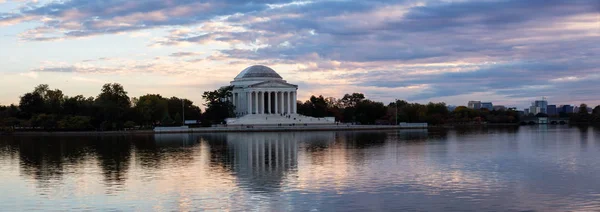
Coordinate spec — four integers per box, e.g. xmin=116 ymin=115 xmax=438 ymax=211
xmin=234 ymin=93 xmax=238 ymax=113
xmin=232 ymin=93 xmax=236 ymax=109
xmin=287 ymin=91 xmax=292 ymax=114
xmin=260 ymin=91 xmax=264 ymax=114
xmin=258 ymin=91 xmax=262 ymax=114
xmin=266 ymin=91 xmax=270 ymax=114
xmin=254 ymin=91 xmax=258 ymax=114
xmin=247 ymin=91 xmax=252 ymax=114
xmin=293 ymin=91 xmax=297 ymax=114
xmin=279 ymin=91 xmax=283 ymax=114
xmin=281 ymin=92 xmax=286 ymax=114
xmin=274 ymin=91 xmax=279 ymax=114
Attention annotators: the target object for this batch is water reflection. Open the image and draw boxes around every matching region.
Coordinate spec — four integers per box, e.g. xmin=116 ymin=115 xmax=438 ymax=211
xmin=2 ymin=127 xmax=600 ymax=211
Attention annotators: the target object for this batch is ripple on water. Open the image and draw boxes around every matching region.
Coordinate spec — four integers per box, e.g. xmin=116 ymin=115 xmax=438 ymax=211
xmin=0 ymin=127 xmax=600 ymax=211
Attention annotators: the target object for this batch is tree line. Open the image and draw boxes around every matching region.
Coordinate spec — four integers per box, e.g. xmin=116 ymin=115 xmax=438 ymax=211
xmin=569 ymin=104 xmax=600 ymax=124
xmin=0 ymin=84 xmax=202 ymax=131
xmin=3 ymin=84 xmax=599 ymax=131
xmin=296 ymin=93 xmax=522 ymax=125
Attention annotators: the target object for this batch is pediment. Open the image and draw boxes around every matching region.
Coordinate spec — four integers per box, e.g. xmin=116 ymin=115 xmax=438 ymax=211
xmin=249 ymin=81 xmax=297 ymax=88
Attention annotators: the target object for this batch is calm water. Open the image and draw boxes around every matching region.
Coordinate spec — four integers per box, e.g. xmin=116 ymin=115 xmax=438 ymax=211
xmin=1 ymin=126 xmax=600 ymax=211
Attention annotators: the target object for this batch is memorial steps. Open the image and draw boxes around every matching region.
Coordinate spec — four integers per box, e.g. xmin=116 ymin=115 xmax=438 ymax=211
xmin=226 ymin=114 xmax=335 ymax=126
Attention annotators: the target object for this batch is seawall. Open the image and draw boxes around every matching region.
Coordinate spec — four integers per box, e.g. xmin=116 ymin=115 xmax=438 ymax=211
xmin=3 ymin=124 xmax=428 ymax=136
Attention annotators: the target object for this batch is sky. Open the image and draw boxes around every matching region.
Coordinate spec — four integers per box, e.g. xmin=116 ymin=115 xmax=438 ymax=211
xmin=0 ymin=0 xmax=599 ymax=109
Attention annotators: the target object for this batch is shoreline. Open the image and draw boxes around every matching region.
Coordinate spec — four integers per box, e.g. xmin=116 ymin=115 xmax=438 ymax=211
xmin=4 ymin=125 xmax=428 ymax=136
xmin=3 ymin=123 xmax=577 ymax=136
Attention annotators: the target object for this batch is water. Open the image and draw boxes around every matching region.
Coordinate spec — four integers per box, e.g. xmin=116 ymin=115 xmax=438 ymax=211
xmin=1 ymin=126 xmax=600 ymax=211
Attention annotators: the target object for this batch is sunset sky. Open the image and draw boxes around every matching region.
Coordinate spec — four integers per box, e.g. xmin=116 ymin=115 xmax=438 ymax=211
xmin=1 ymin=0 xmax=598 ymax=109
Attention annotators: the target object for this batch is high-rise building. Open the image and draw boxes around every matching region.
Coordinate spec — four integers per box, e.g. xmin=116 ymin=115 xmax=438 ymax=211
xmin=493 ymin=105 xmax=507 ymax=111
xmin=530 ymin=98 xmax=548 ymax=115
xmin=524 ymin=108 xmax=530 ymax=115
xmin=534 ymin=100 xmax=548 ymax=114
xmin=529 ymin=105 xmax=541 ymax=115
xmin=547 ymin=105 xmax=557 ymax=116
xmin=559 ymin=105 xmax=574 ymax=114
xmin=481 ymin=102 xmax=493 ymax=110
xmin=468 ymin=101 xmax=481 ymax=109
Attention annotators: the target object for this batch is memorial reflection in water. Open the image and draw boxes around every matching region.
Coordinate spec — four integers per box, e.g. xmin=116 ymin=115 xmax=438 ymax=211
xmin=154 ymin=132 xmax=340 ymax=192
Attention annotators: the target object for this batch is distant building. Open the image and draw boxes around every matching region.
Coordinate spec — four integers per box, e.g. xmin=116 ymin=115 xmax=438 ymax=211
xmin=528 ymin=98 xmax=548 ymax=115
xmin=547 ymin=105 xmax=557 ymax=116
xmin=559 ymin=105 xmax=574 ymax=114
xmin=481 ymin=102 xmax=493 ymax=110
xmin=524 ymin=108 xmax=530 ymax=114
xmin=493 ymin=105 xmax=507 ymax=111
xmin=533 ymin=99 xmax=548 ymax=114
xmin=468 ymin=101 xmax=481 ymax=110
xmin=529 ymin=105 xmax=541 ymax=115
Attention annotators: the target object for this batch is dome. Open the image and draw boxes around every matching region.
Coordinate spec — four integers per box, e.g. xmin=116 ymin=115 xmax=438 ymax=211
xmin=235 ymin=65 xmax=282 ymax=79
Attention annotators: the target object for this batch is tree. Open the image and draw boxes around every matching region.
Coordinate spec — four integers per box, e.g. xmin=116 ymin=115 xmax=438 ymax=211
xmin=31 ymin=114 xmax=58 ymax=130
xmin=167 ymin=97 xmax=202 ymax=121
xmin=202 ymin=86 xmax=234 ymax=124
xmin=161 ymin=113 xmax=174 ymax=126
xmin=340 ymin=93 xmax=365 ymax=108
xmin=63 ymin=95 xmax=95 ymax=116
xmin=592 ymin=106 xmax=600 ymax=116
xmin=58 ymin=116 xmax=92 ymax=130
xmin=426 ymin=102 xmax=449 ymax=125
xmin=134 ymin=94 xmax=168 ymax=126
xmin=354 ymin=100 xmax=387 ymax=124
xmin=309 ymin=95 xmax=328 ymax=117
xmin=19 ymin=92 xmax=45 ymax=119
xmin=174 ymin=112 xmax=183 ymax=125
xmin=95 ymin=83 xmax=131 ymax=130
xmin=578 ymin=104 xmax=589 ymax=114
xmin=44 ymin=89 xmax=64 ymax=114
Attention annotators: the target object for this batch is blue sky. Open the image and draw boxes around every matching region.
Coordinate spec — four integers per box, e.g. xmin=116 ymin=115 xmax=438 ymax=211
xmin=1 ymin=0 xmax=598 ymax=109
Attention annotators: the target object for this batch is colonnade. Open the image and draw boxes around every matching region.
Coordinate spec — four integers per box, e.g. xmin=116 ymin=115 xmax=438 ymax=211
xmin=232 ymin=90 xmax=297 ymax=115
xmin=228 ymin=133 xmax=298 ymax=173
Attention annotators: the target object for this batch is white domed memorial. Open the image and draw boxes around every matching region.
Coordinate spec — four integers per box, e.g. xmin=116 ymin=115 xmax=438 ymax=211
xmin=226 ymin=65 xmax=335 ymax=125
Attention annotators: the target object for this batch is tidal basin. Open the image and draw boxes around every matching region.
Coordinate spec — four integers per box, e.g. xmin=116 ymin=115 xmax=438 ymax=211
xmin=1 ymin=126 xmax=600 ymax=211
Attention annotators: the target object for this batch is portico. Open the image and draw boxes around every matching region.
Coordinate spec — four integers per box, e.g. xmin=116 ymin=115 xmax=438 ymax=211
xmin=238 ymin=90 xmax=297 ymax=115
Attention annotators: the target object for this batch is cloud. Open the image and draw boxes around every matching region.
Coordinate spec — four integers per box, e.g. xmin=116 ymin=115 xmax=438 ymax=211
xmin=19 ymin=71 xmax=38 ymax=79
xmin=2 ymin=0 xmax=599 ymax=107
xmin=169 ymin=52 xmax=202 ymax=57
xmin=3 ymin=0 xmax=295 ymax=40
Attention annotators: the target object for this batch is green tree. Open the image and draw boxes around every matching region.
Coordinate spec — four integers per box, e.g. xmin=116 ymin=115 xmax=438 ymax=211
xmin=174 ymin=112 xmax=183 ymax=125
xmin=95 ymin=83 xmax=131 ymax=130
xmin=167 ymin=97 xmax=202 ymax=121
xmin=124 ymin=121 xmax=137 ymax=129
xmin=134 ymin=94 xmax=168 ymax=126
xmin=31 ymin=114 xmax=58 ymax=130
xmin=593 ymin=106 xmax=600 ymax=116
xmin=354 ymin=100 xmax=387 ymax=124
xmin=310 ymin=95 xmax=328 ymax=117
xmin=63 ymin=95 xmax=95 ymax=116
xmin=58 ymin=116 xmax=92 ymax=130
xmin=19 ymin=92 xmax=45 ymax=119
xmin=340 ymin=93 xmax=365 ymax=108
xmin=579 ymin=103 xmax=589 ymax=114
xmin=202 ymin=86 xmax=234 ymax=124
xmin=45 ymin=89 xmax=64 ymax=114
xmin=161 ymin=113 xmax=174 ymax=125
